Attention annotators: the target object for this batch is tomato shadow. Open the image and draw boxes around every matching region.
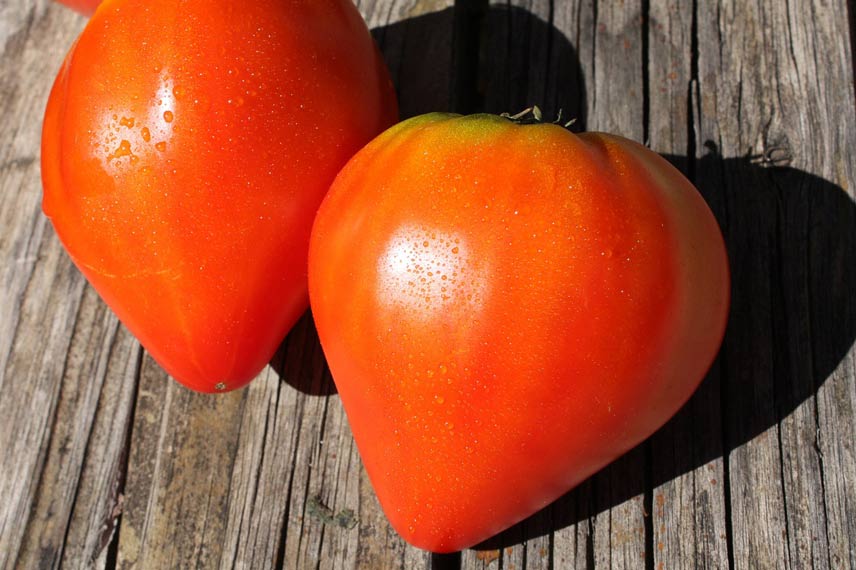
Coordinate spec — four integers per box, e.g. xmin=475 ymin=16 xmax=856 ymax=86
xmin=368 ymin=1 xmax=586 ymax=122
xmin=270 ymin=311 xmax=336 ymax=396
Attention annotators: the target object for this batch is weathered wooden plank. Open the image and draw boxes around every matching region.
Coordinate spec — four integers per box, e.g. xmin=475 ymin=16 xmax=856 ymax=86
xmin=116 ymin=358 xmax=247 ymax=569
xmin=696 ymin=0 xmax=856 ymax=568
xmin=0 ymin=4 xmax=144 ymax=570
xmin=56 ymin=324 xmax=140 ymax=570
xmin=780 ymin=0 xmax=856 ymax=567
xmin=16 ymin=286 xmax=141 ymax=570
xmin=698 ymin=0 xmax=788 ymax=565
xmin=646 ymin=1 xmax=730 ymax=569
xmin=587 ymin=0 xmax=645 ymax=139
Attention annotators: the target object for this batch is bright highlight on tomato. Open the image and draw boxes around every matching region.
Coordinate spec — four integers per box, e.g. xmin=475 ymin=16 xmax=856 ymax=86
xmin=308 ymin=113 xmax=730 ymax=552
xmin=42 ymin=0 xmax=397 ymax=392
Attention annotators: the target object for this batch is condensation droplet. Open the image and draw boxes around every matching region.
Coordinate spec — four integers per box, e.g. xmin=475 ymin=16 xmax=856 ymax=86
xmin=140 ymin=127 xmax=151 ymax=142
xmin=155 ymin=141 xmax=167 ymax=152
xmin=163 ymin=110 xmax=174 ymax=123
xmin=108 ymin=139 xmax=133 ymax=161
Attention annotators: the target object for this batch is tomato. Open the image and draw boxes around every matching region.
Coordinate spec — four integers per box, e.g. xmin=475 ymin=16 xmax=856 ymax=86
xmin=42 ymin=0 xmax=397 ymax=392
xmin=308 ymin=113 xmax=730 ymax=551
xmin=54 ymin=0 xmax=101 ymax=15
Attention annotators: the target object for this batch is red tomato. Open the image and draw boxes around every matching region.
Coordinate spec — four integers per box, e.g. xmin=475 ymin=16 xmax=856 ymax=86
xmin=54 ymin=0 xmax=101 ymax=15
xmin=42 ymin=0 xmax=397 ymax=392
xmin=308 ymin=113 xmax=730 ymax=551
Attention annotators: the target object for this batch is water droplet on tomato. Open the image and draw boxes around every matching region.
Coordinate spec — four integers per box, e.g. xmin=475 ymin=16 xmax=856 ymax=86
xmin=140 ymin=127 xmax=151 ymax=142
xmin=163 ymin=110 xmax=174 ymax=123
xmin=155 ymin=141 xmax=167 ymax=152
xmin=193 ymin=95 xmax=211 ymax=112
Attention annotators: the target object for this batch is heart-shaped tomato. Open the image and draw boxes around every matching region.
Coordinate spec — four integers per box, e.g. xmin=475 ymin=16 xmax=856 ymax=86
xmin=308 ymin=113 xmax=730 ymax=552
xmin=42 ymin=0 xmax=397 ymax=392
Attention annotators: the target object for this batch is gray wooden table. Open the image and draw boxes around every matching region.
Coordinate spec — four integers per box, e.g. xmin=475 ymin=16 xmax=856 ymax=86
xmin=2 ymin=0 xmax=855 ymax=568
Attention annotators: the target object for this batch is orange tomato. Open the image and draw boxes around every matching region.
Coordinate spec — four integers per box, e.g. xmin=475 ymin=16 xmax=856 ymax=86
xmin=308 ymin=113 xmax=729 ymax=551
xmin=42 ymin=0 xmax=397 ymax=392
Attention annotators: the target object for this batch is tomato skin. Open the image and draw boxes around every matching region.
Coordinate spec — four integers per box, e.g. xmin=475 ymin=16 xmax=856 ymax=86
xmin=42 ymin=0 xmax=397 ymax=392
xmin=308 ymin=113 xmax=729 ymax=551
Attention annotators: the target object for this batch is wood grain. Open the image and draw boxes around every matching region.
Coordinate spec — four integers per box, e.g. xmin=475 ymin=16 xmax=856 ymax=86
xmin=694 ymin=0 xmax=856 ymax=568
xmin=0 ymin=4 xmax=123 ymax=569
xmin=647 ymin=1 xmax=730 ymax=569
xmin=0 ymin=0 xmax=854 ymax=568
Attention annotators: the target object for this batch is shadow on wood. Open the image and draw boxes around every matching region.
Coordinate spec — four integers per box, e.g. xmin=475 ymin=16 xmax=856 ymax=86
xmin=271 ymin=311 xmax=336 ymax=396
xmin=373 ymin=3 xmax=587 ymax=122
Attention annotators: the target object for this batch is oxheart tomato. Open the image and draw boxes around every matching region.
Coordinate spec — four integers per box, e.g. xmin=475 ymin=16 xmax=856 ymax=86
xmin=42 ymin=0 xmax=397 ymax=392
xmin=308 ymin=113 xmax=730 ymax=552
